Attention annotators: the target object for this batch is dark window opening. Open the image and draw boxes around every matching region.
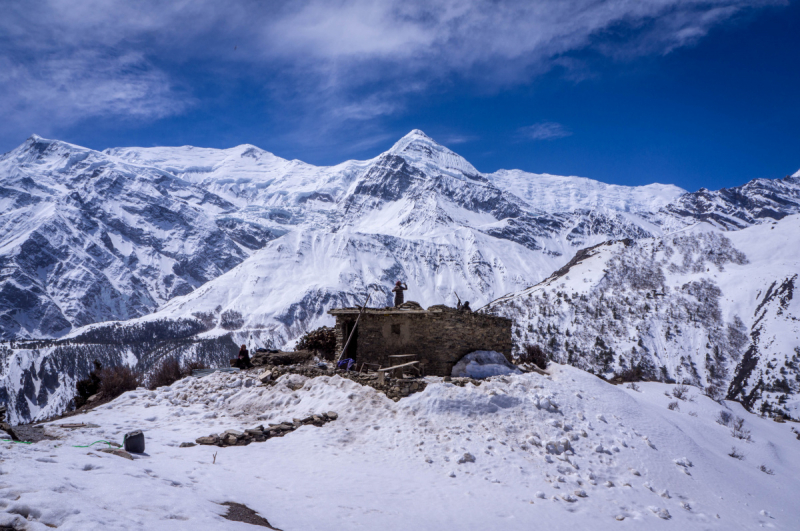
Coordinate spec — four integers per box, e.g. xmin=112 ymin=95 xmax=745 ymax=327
xmin=391 ymin=324 xmax=401 ymax=335
xmin=344 ymin=321 xmax=358 ymax=360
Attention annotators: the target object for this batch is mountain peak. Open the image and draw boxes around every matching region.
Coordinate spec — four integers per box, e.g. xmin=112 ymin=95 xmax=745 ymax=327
xmin=387 ymin=129 xmax=480 ymax=178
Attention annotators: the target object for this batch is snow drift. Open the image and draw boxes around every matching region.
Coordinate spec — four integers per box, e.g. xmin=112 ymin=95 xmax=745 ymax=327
xmin=2 ymin=364 xmax=798 ymax=530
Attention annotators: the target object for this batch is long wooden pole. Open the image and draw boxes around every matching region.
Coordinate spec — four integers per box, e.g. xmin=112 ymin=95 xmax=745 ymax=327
xmin=336 ymin=291 xmax=372 ymax=365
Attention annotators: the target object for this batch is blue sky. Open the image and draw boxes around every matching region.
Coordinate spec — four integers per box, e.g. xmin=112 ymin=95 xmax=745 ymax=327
xmin=1 ymin=0 xmax=798 ymax=191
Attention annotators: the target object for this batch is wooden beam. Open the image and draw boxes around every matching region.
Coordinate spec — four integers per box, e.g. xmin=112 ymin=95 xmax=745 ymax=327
xmin=335 ymin=291 xmax=372 ymax=364
xmin=377 ymin=361 xmax=419 ymax=372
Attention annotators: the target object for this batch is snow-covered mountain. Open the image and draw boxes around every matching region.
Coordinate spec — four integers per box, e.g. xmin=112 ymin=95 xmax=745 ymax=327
xmin=0 ymin=130 xmax=691 ymax=342
xmin=1 ymin=129 xmax=799 ymax=424
xmin=0 ymin=136 xmax=254 ymax=338
xmin=485 ymin=215 xmax=800 ymax=419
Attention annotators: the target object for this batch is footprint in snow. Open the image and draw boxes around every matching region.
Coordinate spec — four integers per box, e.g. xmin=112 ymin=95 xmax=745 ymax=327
xmin=649 ymin=506 xmax=671 ymax=519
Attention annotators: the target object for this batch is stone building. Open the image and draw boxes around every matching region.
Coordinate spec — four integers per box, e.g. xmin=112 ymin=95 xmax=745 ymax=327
xmin=328 ymin=303 xmax=513 ymax=376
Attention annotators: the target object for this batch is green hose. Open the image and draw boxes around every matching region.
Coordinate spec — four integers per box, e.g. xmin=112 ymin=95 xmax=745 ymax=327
xmin=71 ymin=440 xmax=115 ymax=448
xmin=2 ymin=438 xmax=115 ymax=447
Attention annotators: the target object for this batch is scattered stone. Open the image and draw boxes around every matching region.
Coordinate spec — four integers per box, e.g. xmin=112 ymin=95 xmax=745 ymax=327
xmin=457 ymin=452 xmax=476 ymax=464
xmin=561 ymin=494 xmax=577 ymax=502
xmin=98 ymin=448 xmax=134 ymax=460
xmin=87 ymin=393 xmax=100 ymax=403
xmin=630 ymin=469 xmax=641 ymax=476
xmin=546 ymin=438 xmax=572 ymax=455
xmin=196 ymin=436 xmax=220 ymax=446
xmin=615 ymin=515 xmax=625 ymax=521
xmin=221 ymin=501 xmax=281 ymax=530
xmin=179 ymin=442 xmax=196 ymax=448
xmin=574 ymin=489 xmax=587 ymax=497
xmin=326 ymin=411 xmax=338 ymax=420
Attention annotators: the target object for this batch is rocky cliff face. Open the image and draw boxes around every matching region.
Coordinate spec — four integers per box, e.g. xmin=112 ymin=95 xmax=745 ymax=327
xmin=1 ymin=130 xmax=799 ymax=423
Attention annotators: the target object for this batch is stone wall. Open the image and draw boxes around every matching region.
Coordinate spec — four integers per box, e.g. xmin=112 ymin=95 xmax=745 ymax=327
xmin=331 ymin=307 xmax=512 ymax=376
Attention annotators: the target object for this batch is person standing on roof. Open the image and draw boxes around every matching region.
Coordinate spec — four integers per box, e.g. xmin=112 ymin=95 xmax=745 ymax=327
xmin=392 ymin=281 xmax=408 ymax=307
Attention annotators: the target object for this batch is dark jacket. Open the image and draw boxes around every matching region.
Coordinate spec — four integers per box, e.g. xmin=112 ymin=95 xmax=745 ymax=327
xmin=392 ymin=283 xmax=407 ymax=306
xmin=235 ymin=347 xmax=252 ymax=369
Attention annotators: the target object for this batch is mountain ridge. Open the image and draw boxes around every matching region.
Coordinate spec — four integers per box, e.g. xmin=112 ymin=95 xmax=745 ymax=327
xmin=1 ymin=130 xmax=799 ymax=424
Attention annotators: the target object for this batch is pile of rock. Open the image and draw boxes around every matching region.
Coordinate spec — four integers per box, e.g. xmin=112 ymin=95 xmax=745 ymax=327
xmin=259 ymin=364 xmax=432 ymax=401
xmin=250 ymin=349 xmax=314 ymax=367
xmin=194 ymin=411 xmax=339 ymax=447
xmin=381 ymin=377 xmax=428 ymax=400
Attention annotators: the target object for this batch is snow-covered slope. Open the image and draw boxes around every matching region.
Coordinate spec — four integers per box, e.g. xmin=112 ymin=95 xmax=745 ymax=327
xmin=3 ymin=366 xmax=799 ymax=530
xmin=486 ymin=215 xmax=800 ymax=418
xmin=487 ymin=169 xmax=685 ymax=213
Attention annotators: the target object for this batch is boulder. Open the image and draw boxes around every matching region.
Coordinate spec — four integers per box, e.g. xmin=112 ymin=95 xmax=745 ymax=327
xmin=0 ymin=422 xmax=18 ymax=441
xmin=196 ymin=436 xmax=219 ymax=445
xmin=98 ymin=448 xmax=134 ymax=460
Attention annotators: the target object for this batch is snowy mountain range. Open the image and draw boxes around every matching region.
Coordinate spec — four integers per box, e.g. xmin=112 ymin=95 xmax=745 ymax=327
xmin=1 ymin=130 xmax=798 ymax=423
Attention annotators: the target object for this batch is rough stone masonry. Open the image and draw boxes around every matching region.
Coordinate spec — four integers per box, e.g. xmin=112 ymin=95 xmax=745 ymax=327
xmin=329 ymin=303 xmax=513 ymax=376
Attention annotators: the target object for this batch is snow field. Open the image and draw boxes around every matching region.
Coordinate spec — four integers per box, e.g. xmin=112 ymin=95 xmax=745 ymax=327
xmin=2 ymin=364 xmax=798 ymax=530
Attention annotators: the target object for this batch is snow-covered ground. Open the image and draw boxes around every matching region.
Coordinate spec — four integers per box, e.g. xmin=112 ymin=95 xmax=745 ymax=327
xmin=3 ymin=364 xmax=798 ymax=530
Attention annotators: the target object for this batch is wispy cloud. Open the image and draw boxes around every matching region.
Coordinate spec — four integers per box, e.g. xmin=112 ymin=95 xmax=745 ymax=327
xmin=517 ymin=122 xmax=572 ymax=141
xmin=0 ymin=0 xmax=785 ymax=147
xmin=440 ymin=134 xmax=479 ymax=146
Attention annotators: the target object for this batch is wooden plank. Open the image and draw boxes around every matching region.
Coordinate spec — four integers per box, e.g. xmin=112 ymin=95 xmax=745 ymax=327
xmin=377 ymin=361 xmax=419 ymax=372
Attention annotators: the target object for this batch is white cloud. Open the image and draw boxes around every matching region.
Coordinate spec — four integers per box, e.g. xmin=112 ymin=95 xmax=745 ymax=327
xmin=0 ymin=51 xmax=190 ymax=141
xmin=517 ymin=122 xmax=572 ymax=141
xmin=0 ymin=0 xmax=785 ymax=145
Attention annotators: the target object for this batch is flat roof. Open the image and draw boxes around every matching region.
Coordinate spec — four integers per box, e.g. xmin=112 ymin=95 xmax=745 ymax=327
xmin=327 ymin=306 xmax=510 ymax=320
xmin=328 ymin=307 xmax=432 ymax=315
